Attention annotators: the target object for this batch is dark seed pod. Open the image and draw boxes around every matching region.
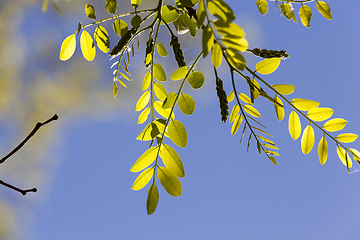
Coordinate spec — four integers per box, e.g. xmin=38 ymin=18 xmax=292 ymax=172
xmin=109 ymin=27 xmax=136 ymax=57
xmin=216 ymin=77 xmax=228 ymax=122
xmin=248 ymin=48 xmax=290 ymax=59
xmin=170 ymin=35 xmax=186 ymax=68
xmin=144 ymin=38 xmax=153 ymax=68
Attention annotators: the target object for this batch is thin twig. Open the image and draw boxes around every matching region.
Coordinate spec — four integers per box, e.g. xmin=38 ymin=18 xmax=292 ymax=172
xmin=0 ymin=180 xmax=37 ymax=195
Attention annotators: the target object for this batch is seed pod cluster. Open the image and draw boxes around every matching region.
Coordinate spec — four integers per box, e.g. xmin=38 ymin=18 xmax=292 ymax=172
xmin=144 ymin=38 xmax=153 ymax=68
xmin=110 ymin=27 xmax=136 ymax=56
xmin=249 ymin=48 xmax=289 ymax=59
xmin=170 ymin=35 xmax=186 ymax=68
xmin=216 ymin=77 xmax=228 ymax=122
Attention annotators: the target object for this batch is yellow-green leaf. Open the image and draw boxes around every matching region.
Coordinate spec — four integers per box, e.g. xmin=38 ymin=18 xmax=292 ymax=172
xmin=337 ymin=146 xmax=352 ymax=168
xmin=163 ymin=92 xmax=177 ymax=109
xmin=130 ymin=147 xmax=158 ymax=172
xmin=301 ymin=124 xmax=315 ymax=154
xmin=146 ymin=183 xmax=159 ymax=215
xmin=255 ymin=58 xmax=281 ymax=75
xmin=207 ymin=0 xmax=235 ymax=22
xmin=113 ymin=82 xmax=118 ymax=97
xmin=256 ymin=0 xmax=268 ymax=15
xmin=213 ymin=20 xmax=245 ymax=39
xmin=202 ymin=25 xmax=214 ymax=58
xmin=280 ymin=3 xmax=297 ymax=22
xmin=178 ymin=93 xmax=196 ymax=115
xmin=153 ymin=64 xmax=166 ymax=81
xmin=154 ymin=82 xmax=168 ymax=101
xmin=318 ymin=135 xmax=328 ymax=165
xmin=269 ymin=156 xmax=277 ymax=165
xmin=323 ymin=118 xmax=348 ymax=132
xmin=135 ymin=91 xmax=150 ymax=111
xmin=336 ymin=133 xmax=358 ymax=143
xmin=132 ymin=167 xmax=153 ymax=190
xmin=154 ymin=101 xmax=175 ymax=119
xmin=170 ymin=66 xmax=188 ymax=80
xmin=160 ymin=144 xmax=185 ymax=178
xmin=59 ymin=33 xmax=76 ymax=61
xmin=307 ymin=107 xmax=333 ymax=122
xmin=157 ymin=42 xmax=168 ymax=57
xmin=226 ymin=49 xmax=246 ymax=70
xmin=299 ymin=5 xmax=312 ymax=28
xmin=42 ymin=0 xmax=49 ymax=13
xmin=138 ymin=107 xmax=150 ymax=124
xmin=272 ymin=84 xmax=295 ymax=95
xmin=158 ymin=166 xmax=182 ymax=197
xmin=142 ymin=72 xmax=151 ymax=90
xmin=229 ymin=104 xmax=239 ymax=123
xmin=251 ymin=78 xmax=260 ymax=99
xmin=85 ymin=4 xmax=96 ymax=20
xmin=197 ymin=0 xmax=206 ymax=28
xmin=113 ymin=19 xmax=128 ymax=37
xmin=231 ymin=114 xmax=243 ymax=135
xmin=106 ymin=0 xmax=117 ymax=14
xmin=349 ymin=148 xmax=360 ymax=163
xmin=188 ymin=71 xmax=205 ymax=89
xmin=257 ymin=135 xmax=275 ymax=145
xmin=211 ymin=42 xmax=222 ymax=68
xmin=227 ymin=90 xmax=235 ymax=103
xmin=80 ymin=30 xmax=96 ymax=61
xmin=131 ymin=0 xmax=141 ymax=8
xmin=222 ymin=37 xmax=248 ymax=52
xmin=154 ymin=5 xmax=180 ymax=24
xmin=239 ymin=93 xmax=252 ymax=104
xmin=292 ymin=98 xmax=319 ymax=111
xmin=289 ymin=110 xmax=301 ymax=140
xmin=316 ymin=1 xmax=332 ymax=20
xmin=136 ymin=122 xmax=156 ymax=141
xmin=168 ymin=120 xmax=187 ymax=148
xmin=94 ymin=25 xmax=110 ymax=53
xmin=244 ymin=105 xmax=261 ymax=118
xmin=131 ymin=15 xmax=141 ymax=28
xmin=274 ymin=95 xmax=285 ymax=121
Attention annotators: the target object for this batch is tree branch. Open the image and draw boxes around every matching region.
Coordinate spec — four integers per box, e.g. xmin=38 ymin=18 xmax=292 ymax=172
xmin=0 ymin=180 xmax=37 ymax=195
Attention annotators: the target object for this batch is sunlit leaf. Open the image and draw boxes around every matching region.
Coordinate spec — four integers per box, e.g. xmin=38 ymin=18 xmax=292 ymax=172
xmin=132 ymin=167 xmax=153 ymax=190
xmin=213 ymin=20 xmax=245 ymax=39
xmin=262 ymin=143 xmax=278 ymax=150
xmin=168 ymin=120 xmax=187 ymax=148
xmin=251 ymin=78 xmax=260 ymax=99
xmin=80 ymin=30 xmax=96 ymax=61
xmin=272 ymin=84 xmax=295 ymax=95
xmin=239 ymin=93 xmax=252 ymax=104
xmin=138 ymin=107 xmax=150 ymax=124
xmin=163 ymin=92 xmax=177 ymax=109
xmin=160 ymin=144 xmax=185 ymax=177
xmin=131 ymin=0 xmax=141 ymax=8
xmin=94 ymin=25 xmax=110 ymax=53
xmin=337 ymin=146 xmax=352 ymax=168
xmin=42 ymin=0 xmax=49 ymax=13
xmin=158 ymin=166 xmax=182 ymax=197
xmin=349 ymin=148 xmax=360 ymax=163
xmin=255 ymin=58 xmax=281 ymax=75
xmin=229 ymin=104 xmax=239 ymax=123
xmin=280 ymin=3 xmax=297 ymax=22
xmin=85 ymin=4 xmax=96 ymax=20
xmin=323 ymin=118 xmax=348 ymax=132
xmin=227 ymin=90 xmax=235 ymax=103
xmin=301 ymin=124 xmax=315 ymax=154
xmin=188 ymin=71 xmax=205 ymax=89
xmin=157 ymin=42 xmax=168 ymax=57
xmin=289 ymin=110 xmax=301 ymax=140
xmin=202 ymin=26 xmax=214 ymax=58
xmin=154 ymin=5 xmax=180 ymax=24
xmin=231 ymin=114 xmax=243 ymax=135
xmin=153 ymin=64 xmax=167 ymax=81
xmin=130 ymin=147 xmax=158 ymax=172
xmin=170 ymin=66 xmax=188 ymax=80
xmin=154 ymin=82 xmax=168 ymax=101
xmin=154 ymin=101 xmax=175 ymax=119
xmin=256 ymin=0 xmax=268 ymax=15
xmin=226 ymin=49 xmax=246 ymax=70
xmin=197 ymin=0 xmax=206 ymax=28
xmin=173 ymin=13 xmax=191 ymax=35
xmin=274 ymin=95 xmax=284 ymax=121
xmin=136 ymin=122 xmax=155 ymax=141
xmin=264 ymin=150 xmax=279 ymax=157
xmin=316 ymin=1 xmax=332 ymax=20
xmin=292 ymin=98 xmax=319 ymax=111
xmin=336 ymin=133 xmax=358 ymax=143
xmin=307 ymin=107 xmax=333 ymax=122
xmin=142 ymin=72 xmax=151 ymax=90
xmin=211 ymin=42 xmax=223 ymax=68
xmin=113 ymin=82 xmax=118 ymax=97
xmin=178 ymin=93 xmax=196 ymax=115
xmin=113 ymin=19 xmax=128 ymax=37
xmin=244 ymin=105 xmax=261 ymax=118
xmin=135 ymin=91 xmax=150 ymax=111
xmin=59 ymin=33 xmax=76 ymax=61
xmin=207 ymin=0 xmax=235 ymax=22
xmin=257 ymin=135 xmax=275 ymax=145
xmin=299 ymin=5 xmax=312 ymax=28
xmin=268 ymin=156 xmax=277 ymax=165
xmin=146 ymin=183 xmax=159 ymax=215
xmin=318 ymin=135 xmax=328 ymax=165
xmin=176 ymin=0 xmax=199 ymax=8
xmin=106 ymin=0 xmax=117 ymax=14
xmin=221 ymin=37 xmax=248 ymax=52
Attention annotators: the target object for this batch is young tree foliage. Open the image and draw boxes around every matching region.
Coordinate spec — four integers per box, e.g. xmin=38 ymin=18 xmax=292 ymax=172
xmin=58 ymin=0 xmax=358 ymax=215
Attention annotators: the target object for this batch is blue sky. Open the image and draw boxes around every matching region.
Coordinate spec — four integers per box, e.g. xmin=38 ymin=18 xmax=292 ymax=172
xmin=7 ymin=0 xmax=360 ymax=239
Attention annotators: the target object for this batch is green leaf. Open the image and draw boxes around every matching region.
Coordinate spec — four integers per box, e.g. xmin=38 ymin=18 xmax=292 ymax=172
xmin=221 ymin=37 xmax=248 ymax=52
xmin=337 ymin=146 xmax=352 ymax=168
xmin=268 ymin=156 xmax=277 ymax=165
xmin=85 ymin=4 xmax=96 ymax=20
xmin=299 ymin=5 xmax=312 ymax=28
xmin=154 ymin=82 xmax=168 ymax=101
xmin=289 ymin=110 xmax=301 ymax=140
xmin=256 ymin=0 xmax=268 ymax=15
xmin=280 ymin=3 xmax=297 ymax=22
xmin=323 ymin=118 xmax=348 ymax=132
xmin=155 ymin=5 xmax=180 ymax=24
xmin=59 ymin=33 xmax=76 ymax=61
xmin=132 ymin=167 xmax=153 ymax=190
xmin=163 ymin=92 xmax=177 ymax=109
xmin=239 ymin=93 xmax=252 ymax=104
xmin=301 ymin=124 xmax=315 ymax=154
xmin=168 ymin=120 xmax=187 ymax=148
xmin=113 ymin=19 xmax=128 ymax=37
xmin=188 ymin=71 xmax=205 ymax=89
xmin=316 ymin=1 xmax=332 ymax=20
xmin=318 ymin=135 xmax=328 ymax=165
xmin=229 ymin=104 xmax=239 ymax=123
xmin=158 ymin=166 xmax=182 ymax=197
xmin=272 ymin=84 xmax=295 ymax=95
xmin=307 ymin=107 xmax=333 ymax=122
xmin=157 ymin=42 xmax=168 ymax=57
xmin=207 ymin=0 xmax=235 ymax=22
xmin=256 ymin=58 xmax=281 ymax=75
xmin=160 ymin=144 xmax=185 ymax=178
xmin=213 ymin=20 xmax=245 ymax=39
xmin=178 ymin=93 xmax=196 ymax=115
xmin=136 ymin=122 xmax=155 ymax=141
xmin=142 ymin=72 xmax=151 ymax=90
xmin=154 ymin=101 xmax=175 ymax=119
xmin=197 ymin=0 xmax=206 ymax=28
xmin=292 ymin=98 xmax=319 ymax=111
xmin=173 ymin=13 xmax=191 ymax=35
xmin=135 ymin=91 xmax=150 ymax=111
xmin=202 ymin=25 xmax=214 ymax=58
xmin=226 ymin=49 xmax=246 ymax=70
xmin=274 ymin=95 xmax=285 ymax=121
xmin=146 ymin=183 xmax=159 ymax=215
xmin=244 ymin=105 xmax=261 ymax=118
xmin=138 ymin=107 xmax=150 ymax=124
xmin=251 ymin=79 xmax=260 ymax=100
xmin=94 ymin=25 xmax=110 ymax=53
xmin=175 ymin=0 xmax=199 ymax=8
xmin=153 ymin=64 xmax=167 ymax=81
xmin=106 ymin=0 xmax=117 ymax=14
xmin=80 ymin=30 xmax=96 ymax=61
xmin=170 ymin=66 xmax=188 ymax=81
xmin=211 ymin=42 xmax=223 ymax=68
xmin=336 ymin=133 xmax=358 ymax=143
xmin=131 ymin=15 xmax=141 ymax=28
xmin=131 ymin=0 xmax=141 ymax=8
xmin=231 ymin=114 xmax=243 ymax=135
xmin=130 ymin=147 xmax=158 ymax=172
